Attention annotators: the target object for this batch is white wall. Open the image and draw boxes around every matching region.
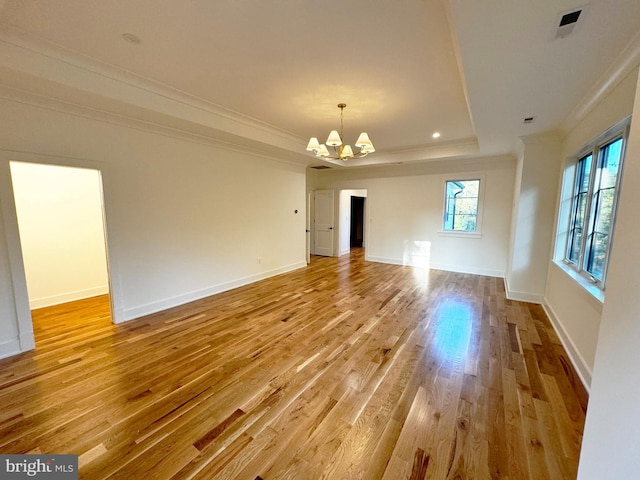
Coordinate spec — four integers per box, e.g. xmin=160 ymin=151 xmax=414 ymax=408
xmin=10 ymin=162 xmax=109 ymax=309
xmin=0 ymin=98 xmax=307 ymax=359
xmin=339 ymin=189 xmax=367 ymax=255
xmin=506 ymin=133 xmax=562 ymax=303
xmin=544 ymin=67 xmax=639 ymax=385
xmin=506 ymin=142 xmax=524 ymax=290
xmin=0 ymin=196 xmax=22 ymax=356
xmin=316 ymin=157 xmax=515 ymax=276
xmin=0 ymin=160 xmax=33 ymax=358
xmin=577 ymin=65 xmax=640 ymax=480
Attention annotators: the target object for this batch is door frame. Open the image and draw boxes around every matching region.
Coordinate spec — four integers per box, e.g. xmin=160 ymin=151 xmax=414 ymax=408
xmin=306 ymin=191 xmax=311 ymax=264
xmin=338 ymin=188 xmax=368 ymax=256
xmin=0 ymin=150 xmax=123 ymax=355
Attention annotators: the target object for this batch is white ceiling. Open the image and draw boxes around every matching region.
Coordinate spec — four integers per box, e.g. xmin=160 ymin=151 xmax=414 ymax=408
xmin=0 ymin=0 xmax=639 ymax=168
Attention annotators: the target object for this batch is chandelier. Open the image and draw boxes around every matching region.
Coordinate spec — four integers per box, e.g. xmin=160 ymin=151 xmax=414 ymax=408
xmin=306 ymin=103 xmax=375 ymax=160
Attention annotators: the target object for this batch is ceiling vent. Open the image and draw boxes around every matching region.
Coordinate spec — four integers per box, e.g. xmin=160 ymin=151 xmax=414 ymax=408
xmin=554 ymin=7 xmax=586 ymax=39
xmin=310 ymin=165 xmax=332 ymax=170
xmin=523 ymin=116 xmax=536 ymax=124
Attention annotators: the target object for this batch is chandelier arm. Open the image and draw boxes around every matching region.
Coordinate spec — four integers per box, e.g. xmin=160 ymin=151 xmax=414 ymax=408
xmin=321 ymin=151 xmax=369 ymax=161
xmin=308 ymin=103 xmax=373 ymax=161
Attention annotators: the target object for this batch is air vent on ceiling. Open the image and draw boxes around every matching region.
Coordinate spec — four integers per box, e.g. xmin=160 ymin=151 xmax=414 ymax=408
xmin=311 ymin=165 xmax=332 ymax=170
xmin=555 ymin=7 xmax=585 ymax=39
xmin=523 ymin=116 xmax=536 ymax=124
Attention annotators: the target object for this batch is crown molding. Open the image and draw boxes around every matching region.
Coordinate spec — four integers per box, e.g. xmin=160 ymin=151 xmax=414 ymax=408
xmin=326 ymin=137 xmax=480 ymax=168
xmin=0 ymin=26 xmax=308 ymax=155
xmin=313 ymin=153 xmax=515 ymax=180
xmin=0 ymin=26 xmax=482 ymax=168
xmin=0 ymin=84 xmax=311 ymax=169
xmin=442 ymin=0 xmax=478 ymax=142
xmin=562 ymin=30 xmax=640 ymax=133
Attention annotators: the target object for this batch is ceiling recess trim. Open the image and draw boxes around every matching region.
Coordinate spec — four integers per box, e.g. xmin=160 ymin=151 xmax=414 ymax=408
xmin=562 ymin=30 xmax=640 ymax=133
xmin=0 ymin=28 xmax=308 ymax=152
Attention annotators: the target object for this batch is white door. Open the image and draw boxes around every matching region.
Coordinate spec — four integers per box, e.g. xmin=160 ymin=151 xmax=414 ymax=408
xmin=314 ymin=190 xmax=334 ymax=256
xmin=306 ymin=192 xmax=311 ymax=264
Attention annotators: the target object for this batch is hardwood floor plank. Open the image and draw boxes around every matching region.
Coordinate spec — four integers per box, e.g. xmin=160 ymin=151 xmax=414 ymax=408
xmin=410 ymin=447 xmax=431 ymax=480
xmin=0 ymin=249 xmax=587 ymax=479
xmin=505 ymin=365 xmax=534 ymax=479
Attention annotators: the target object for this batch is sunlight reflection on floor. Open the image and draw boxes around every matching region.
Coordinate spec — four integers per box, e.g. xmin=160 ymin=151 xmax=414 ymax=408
xmin=432 ymin=298 xmax=473 ymax=363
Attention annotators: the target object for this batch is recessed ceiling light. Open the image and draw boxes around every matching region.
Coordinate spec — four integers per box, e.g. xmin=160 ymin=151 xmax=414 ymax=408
xmin=121 ymin=33 xmax=141 ymax=45
xmin=432 ymin=132 xmax=441 ymax=139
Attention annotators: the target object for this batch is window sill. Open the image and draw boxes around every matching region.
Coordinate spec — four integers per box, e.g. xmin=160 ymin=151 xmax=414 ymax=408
xmin=437 ymin=230 xmax=482 ymax=239
xmin=552 ymin=260 xmax=605 ymax=304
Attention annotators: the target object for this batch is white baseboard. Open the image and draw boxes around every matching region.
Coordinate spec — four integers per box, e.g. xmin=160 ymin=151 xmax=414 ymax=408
xmin=19 ymin=330 xmax=35 ymax=352
xmin=30 ymin=285 xmax=109 ymax=309
xmin=0 ymin=329 xmax=36 ymax=360
xmin=0 ymin=337 xmax=21 ymax=360
xmin=366 ymin=255 xmax=504 ymax=278
xmin=429 ymin=262 xmax=504 ymax=278
xmin=504 ymin=277 xmax=544 ymax=304
xmin=122 ymin=261 xmax=308 ymax=322
xmin=366 ymin=255 xmax=403 ymax=265
xmin=542 ymin=301 xmax=592 ymax=392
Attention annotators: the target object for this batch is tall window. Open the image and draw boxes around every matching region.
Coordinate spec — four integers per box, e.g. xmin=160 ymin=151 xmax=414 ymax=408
xmin=444 ymin=179 xmax=480 ymax=232
xmin=564 ymin=123 xmax=627 ymax=286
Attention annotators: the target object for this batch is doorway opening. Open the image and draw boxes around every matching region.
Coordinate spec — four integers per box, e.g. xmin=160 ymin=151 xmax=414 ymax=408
xmin=339 ymin=189 xmax=367 ymax=256
xmin=350 ymin=196 xmax=365 ymax=248
xmin=9 ymin=161 xmax=113 ymax=344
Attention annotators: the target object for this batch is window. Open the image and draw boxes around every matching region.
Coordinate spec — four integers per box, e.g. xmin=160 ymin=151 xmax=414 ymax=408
xmin=563 ymin=121 xmax=628 ymax=287
xmin=444 ymin=179 xmax=480 ymax=232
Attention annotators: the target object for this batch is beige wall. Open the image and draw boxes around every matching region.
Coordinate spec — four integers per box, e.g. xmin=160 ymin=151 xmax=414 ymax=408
xmin=0 ymin=98 xmax=307 ymax=358
xmin=315 ymin=156 xmax=515 ymax=276
xmin=506 ymin=133 xmax=562 ymax=303
xmin=577 ymin=66 xmax=640 ymax=480
xmin=544 ymin=67 xmax=639 ymax=386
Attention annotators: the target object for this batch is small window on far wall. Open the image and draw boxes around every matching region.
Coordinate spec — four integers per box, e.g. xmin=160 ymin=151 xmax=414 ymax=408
xmin=444 ymin=179 xmax=480 ymax=232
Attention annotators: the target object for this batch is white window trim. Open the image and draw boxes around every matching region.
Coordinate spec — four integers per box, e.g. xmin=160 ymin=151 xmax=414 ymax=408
xmin=439 ymin=175 xmax=485 ymax=236
xmin=437 ymin=230 xmax=483 ymax=239
xmin=554 ymin=116 xmax=630 ymax=296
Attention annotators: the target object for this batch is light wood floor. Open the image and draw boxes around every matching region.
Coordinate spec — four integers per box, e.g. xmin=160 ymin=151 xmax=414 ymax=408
xmin=0 ymin=249 xmax=587 ymax=479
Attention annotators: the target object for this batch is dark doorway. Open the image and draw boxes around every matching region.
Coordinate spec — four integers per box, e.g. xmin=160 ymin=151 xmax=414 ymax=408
xmin=350 ymin=196 xmax=365 ymax=248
